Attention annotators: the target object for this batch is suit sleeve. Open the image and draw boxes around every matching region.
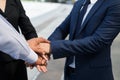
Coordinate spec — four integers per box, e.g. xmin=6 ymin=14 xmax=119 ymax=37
xmin=16 ymin=0 xmax=38 ymax=40
xmin=48 ymin=14 xmax=71 ymax=41
xmin=49 ymin=4 xmax=120 ymax=59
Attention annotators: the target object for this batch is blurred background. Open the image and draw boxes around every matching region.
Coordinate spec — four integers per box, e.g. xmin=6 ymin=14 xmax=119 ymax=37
xmin=22 ymin=0 xmax=76 ymax=4
xmin=21 ymin=0 xmax=120 ymax=80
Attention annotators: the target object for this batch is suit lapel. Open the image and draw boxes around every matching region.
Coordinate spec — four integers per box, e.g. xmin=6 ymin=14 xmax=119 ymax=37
xmin=70 ymin=0 xmax=85 ymax=39
xmin=78 ymin=0 xmax=104 ymax=34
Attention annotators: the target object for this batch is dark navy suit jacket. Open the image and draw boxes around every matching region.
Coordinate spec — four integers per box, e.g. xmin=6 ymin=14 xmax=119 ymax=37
xmin=49 ymin=0 xmax=120 ymax=80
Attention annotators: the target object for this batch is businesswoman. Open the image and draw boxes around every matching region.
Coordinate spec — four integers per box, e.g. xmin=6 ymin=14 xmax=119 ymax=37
xmin=0 ymin=0 xmax=38 ymax=80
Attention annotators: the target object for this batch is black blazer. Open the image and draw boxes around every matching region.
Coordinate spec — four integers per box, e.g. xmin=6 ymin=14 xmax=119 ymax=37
xmin=0 ymin=0 xmax=38 ymax=62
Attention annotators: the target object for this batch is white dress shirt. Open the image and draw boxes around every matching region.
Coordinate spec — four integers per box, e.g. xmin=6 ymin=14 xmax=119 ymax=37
xmin=0 ymin=14 xmax=38 ymax=64
xmin=69 ymin=0 xmax=97 ymax=68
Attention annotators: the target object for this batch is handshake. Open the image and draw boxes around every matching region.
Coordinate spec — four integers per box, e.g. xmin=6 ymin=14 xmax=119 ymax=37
xmin=27 ymin=37 xmax=51 ymax=72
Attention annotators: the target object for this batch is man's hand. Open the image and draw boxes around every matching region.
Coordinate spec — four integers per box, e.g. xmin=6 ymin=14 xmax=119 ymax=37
xmin=39 ymin=43 xmax=51 ymax=60
xmin=35 ymin=56 xmax=48 ymax=72
xmin=26 ymin=56 xmax=48 ymax=72
xmin=27 ymin=37 xmax=50 ymax=72
xmin=27 ymin=37 xmax=50 ymax=55
xmin=39 ymin=43 xmax=50 ymax=54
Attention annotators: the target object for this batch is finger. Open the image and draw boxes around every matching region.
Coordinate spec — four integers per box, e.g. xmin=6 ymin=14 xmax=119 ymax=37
xmin=40 ymin=66 xmax=48 ymax=72
xmin=37 ymin=56 xmax=48 ymax=65
xmin=36 ymin=65 xmax=42 ymax=72
xmin=43 ymin=62 xmax=48 ymax=66
xmin=43 ymin=39 xmax=50 ymax=43
xmin=45 ymin=54 xmax=51 ymax=60
xmin=42 ymin=55 xmax=48 ymax=61
xmin=38 ymin=37 xmax=50 ymax=43
xmin=41 ymin=58 xmax=48 ymax=66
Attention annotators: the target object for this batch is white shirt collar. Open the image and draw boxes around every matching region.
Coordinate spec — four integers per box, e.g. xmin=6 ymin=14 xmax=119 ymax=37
xmin=90 ymin=0 xmax=97 ymax=4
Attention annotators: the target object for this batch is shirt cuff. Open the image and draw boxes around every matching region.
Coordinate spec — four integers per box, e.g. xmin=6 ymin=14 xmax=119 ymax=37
xmin=24 ymin=48 xmax=38 ymax=64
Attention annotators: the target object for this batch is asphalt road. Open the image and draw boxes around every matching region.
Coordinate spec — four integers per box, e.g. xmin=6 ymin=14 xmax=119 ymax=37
xmin=111 ymin=34 xmax=120 ymax=80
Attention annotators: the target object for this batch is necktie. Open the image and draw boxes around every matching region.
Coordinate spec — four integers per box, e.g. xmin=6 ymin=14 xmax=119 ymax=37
xmin=75 ymin=0 xmax=91 ymax=36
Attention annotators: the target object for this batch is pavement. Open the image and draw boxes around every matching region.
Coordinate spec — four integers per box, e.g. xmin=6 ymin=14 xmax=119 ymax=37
xmin=22 ymin=1 xmax=61 ymax=27
xmin=22 ymin=2 xmax=60 ymax=18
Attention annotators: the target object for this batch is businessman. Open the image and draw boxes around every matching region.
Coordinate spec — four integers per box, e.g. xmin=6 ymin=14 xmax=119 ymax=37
xmin=40 ymin=0 xmax=120 ymax=80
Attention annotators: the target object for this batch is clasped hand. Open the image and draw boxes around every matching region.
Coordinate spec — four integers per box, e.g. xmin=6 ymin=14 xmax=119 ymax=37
xmin=27 ymin=37 xmax=51 ymax=72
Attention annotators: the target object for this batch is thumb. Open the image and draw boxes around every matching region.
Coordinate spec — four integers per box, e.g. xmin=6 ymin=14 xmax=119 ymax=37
xmin=37 ymin=37 xmax=50 ymax=43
